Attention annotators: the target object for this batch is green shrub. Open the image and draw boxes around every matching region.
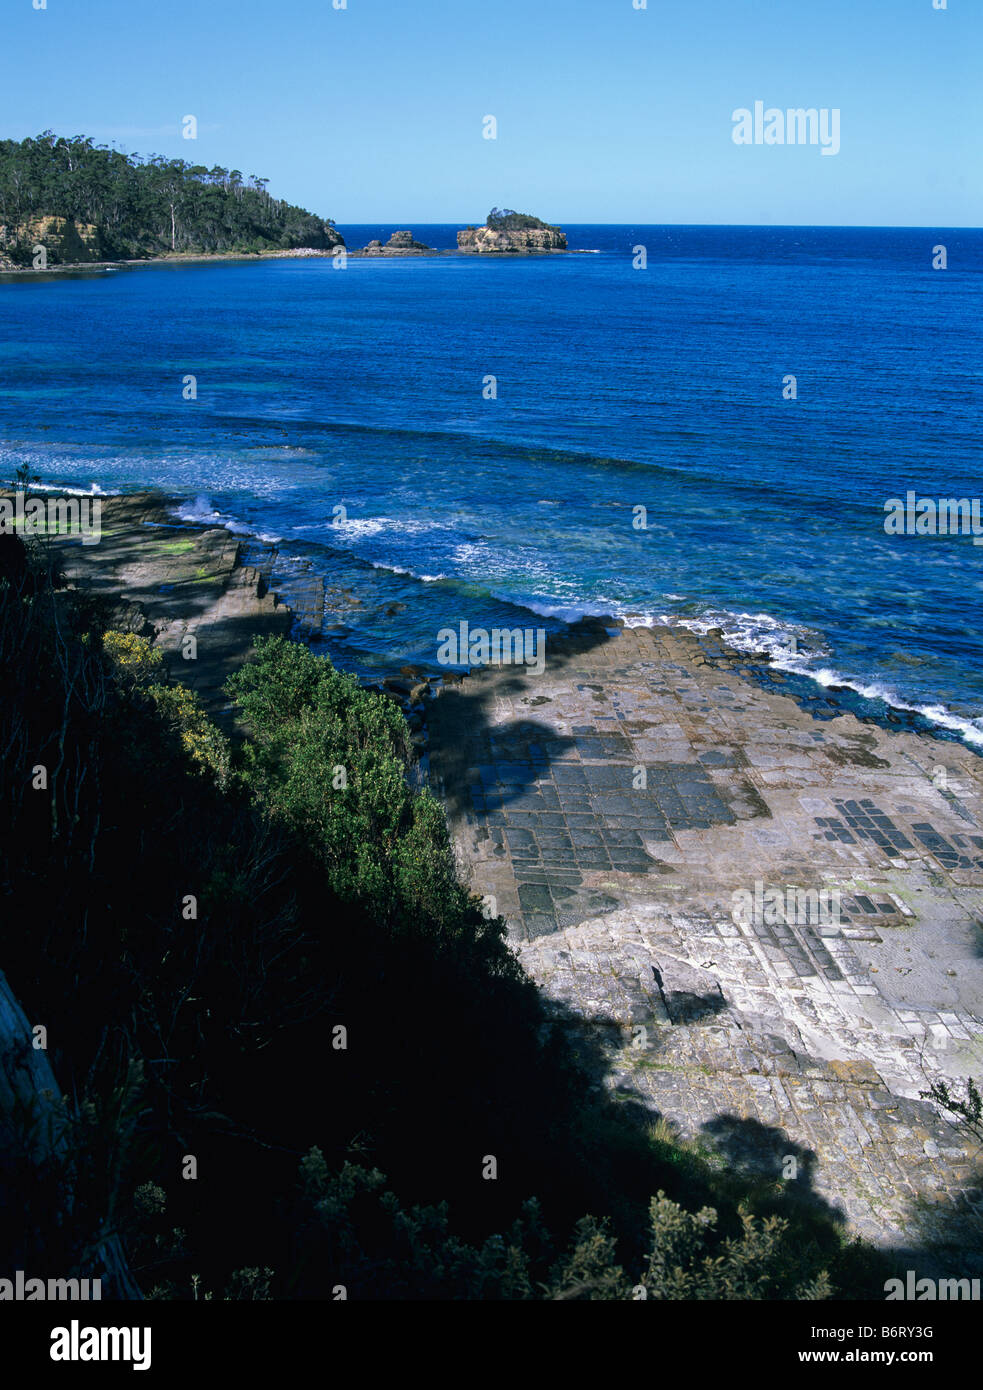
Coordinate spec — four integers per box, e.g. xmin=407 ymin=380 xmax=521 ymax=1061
xmin=226 ymin=637 xmax=486 ymax=937
xmin=102 ymin=630 xmax=230 ymax=785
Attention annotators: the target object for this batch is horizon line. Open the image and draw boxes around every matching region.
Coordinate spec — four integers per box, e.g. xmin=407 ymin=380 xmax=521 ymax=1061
xmin=333 ymin=221 xmax=983 ymax=231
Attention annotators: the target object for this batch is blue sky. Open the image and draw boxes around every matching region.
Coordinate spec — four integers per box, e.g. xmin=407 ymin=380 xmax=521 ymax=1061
xmin=2 ymin=0 xmax=979 ymax=225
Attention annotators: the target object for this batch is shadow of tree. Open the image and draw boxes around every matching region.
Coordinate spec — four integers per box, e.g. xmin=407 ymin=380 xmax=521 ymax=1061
xmin=700 ymin=1112 xmax=835 ymax=1217
xmin=427 ymin=616 xmax=616 ymax=822
xmin=525 ymin=999 xmax=885 ymax=1287
xmin=547 ymin=989 xmax=983 ymax=1294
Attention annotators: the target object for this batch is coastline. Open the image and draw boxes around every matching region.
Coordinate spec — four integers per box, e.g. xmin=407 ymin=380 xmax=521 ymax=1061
xmin=0 ymin=249 xmax=345 ymax=278
xmin=0 ymin=245 xmax=585 ymax=278
xmin=4 ymin=489 xmax=292 ymax=723
xmin=19 ymin=482 xmax=983 ymax=749
xmin=13 ymin=486 xmax=459 ymax=732
xmin=14 ymin=483 xmax=983 ymax=1267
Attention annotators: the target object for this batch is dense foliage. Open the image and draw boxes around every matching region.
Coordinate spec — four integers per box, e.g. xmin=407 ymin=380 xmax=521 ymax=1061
xmin=0 ymin=131 xmax=342 ymax=264
xmin=0 ymin=537 xmax=889 ymax=1299
xmin=486 ymin=207 xmax=559 ymax=232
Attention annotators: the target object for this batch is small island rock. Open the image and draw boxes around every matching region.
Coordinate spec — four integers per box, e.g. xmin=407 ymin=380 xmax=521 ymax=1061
xmin=457 ymin=208 xmax=567 ymax=253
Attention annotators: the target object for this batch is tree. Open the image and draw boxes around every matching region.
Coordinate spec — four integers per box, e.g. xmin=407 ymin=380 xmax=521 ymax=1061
xmin=0 ymin=134 xmax=345 ymax=263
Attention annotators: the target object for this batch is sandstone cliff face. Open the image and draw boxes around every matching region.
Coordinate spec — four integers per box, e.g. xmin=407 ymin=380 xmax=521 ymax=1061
xmin=0 ymin=215 xmax=103 ymax=266
xmin=457 ymin=225 xmax=567 ymax=253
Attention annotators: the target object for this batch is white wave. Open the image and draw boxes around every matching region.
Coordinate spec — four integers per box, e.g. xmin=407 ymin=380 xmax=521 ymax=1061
xmin=223 ymin=519 xmax=284 ymax=543
xmin=369 ymin=560 xmax=448 ymax=582
xmin=804 ymin=668 xmax=983 ymax=746
xmin=450 ymin=542 xmax=486 ymax=565
xmin=171 ymin=495 xmax=282 ymax=543
xmin=501 ymin=594 xmax=629 ymax=625
xmin=675 ymin=608 xmax=983 ymax=748
xmin=329 ymin=517 xmax=388 ymax=538
xmin=333 ymin=515 xmax=456 ymax=540
xmin=174 ymin=494 xmax=221 ymax=521
xmin=6 ymin=479 xmax=115 ymax=496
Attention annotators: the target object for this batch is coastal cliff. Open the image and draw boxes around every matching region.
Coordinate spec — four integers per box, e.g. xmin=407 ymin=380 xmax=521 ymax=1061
xmin=458 ymin=208 xmax=566 ymax=253
xmin=0 ymin=215 xmax=103 ymax=265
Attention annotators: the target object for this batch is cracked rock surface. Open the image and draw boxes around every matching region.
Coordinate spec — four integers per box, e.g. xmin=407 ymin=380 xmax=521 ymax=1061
xmin=428 ymin=620 xmax=983 ymax=1263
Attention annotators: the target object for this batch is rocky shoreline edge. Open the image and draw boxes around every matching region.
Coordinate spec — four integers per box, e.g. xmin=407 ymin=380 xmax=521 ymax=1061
xmin=0 ymin=240 xmax=594 ymax=277
xmin=4 ymin=483 xmax=784 ymax=756
xmin=9 ymin=485 xmax=979 ymax=748
xmin=2 ymin=486 xmax=627 ymax=734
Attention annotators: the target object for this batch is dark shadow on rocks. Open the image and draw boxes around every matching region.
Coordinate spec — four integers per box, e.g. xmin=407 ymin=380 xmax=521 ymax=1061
xmin=700 ymin=1113 xmax=832 ymax=1216
xmin=885 ymin=1167 xmax=983 ymax=1284
xmin=427 ymin=617 xmax=616 ymax=823
xmin=535 ymin=997 xmax=896 ymax=1292
xmin=652 ymin=966 xmax=729 ymax=1025
xmin=427 ymin=618 xmax=704 ymax=939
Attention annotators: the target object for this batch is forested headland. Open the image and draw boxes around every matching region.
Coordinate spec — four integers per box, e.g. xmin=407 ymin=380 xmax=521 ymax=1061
xmin=0 ymin=132 xmax=343 ymax=265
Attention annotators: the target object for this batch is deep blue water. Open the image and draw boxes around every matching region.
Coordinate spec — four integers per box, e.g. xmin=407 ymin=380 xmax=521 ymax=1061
xmin=1 ymin=225 xmax=982 ymax=744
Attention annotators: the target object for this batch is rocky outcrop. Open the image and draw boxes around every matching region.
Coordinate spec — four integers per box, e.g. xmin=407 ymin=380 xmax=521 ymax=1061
xmin=309 ymin=222 xmax=346 ymax=251
xmin=461 ymin=209 xmax=570 ymax=257
xmin=362 ymin=230 xmax=433 ymax=255
xmin=458 ymin=207 xmax=567 ymax=253
xmin=0 ymin=216 xmax=104 ymax=267
xmin=13 ymin=490 xmax=293 ymax=725
xmin=457 ymin=223 xmax=567 ymax=254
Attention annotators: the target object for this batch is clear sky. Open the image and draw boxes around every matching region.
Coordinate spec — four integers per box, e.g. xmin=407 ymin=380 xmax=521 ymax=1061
xmin=2 ymin=0 xmax=980 ymax=226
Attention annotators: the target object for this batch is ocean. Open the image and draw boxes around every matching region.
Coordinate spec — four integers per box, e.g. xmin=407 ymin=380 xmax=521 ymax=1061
xmin=2 ymin=224 xmax=981 ymax=746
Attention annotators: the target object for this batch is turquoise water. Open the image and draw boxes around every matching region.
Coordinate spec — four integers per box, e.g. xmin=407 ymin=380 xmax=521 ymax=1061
xmin=1 ymin=225 xmax=981 ymax=743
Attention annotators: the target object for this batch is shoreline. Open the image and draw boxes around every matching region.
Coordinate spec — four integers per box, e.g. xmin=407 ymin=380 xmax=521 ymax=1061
xmin=11 ymin=482 xmax=983 ymax=1265
xmin=2 ymin=489 xmax=292 ymax=724
xmin=8 ymin=480 xmax=982 ymax=754
xmin=0 ymin=246 xmax=589 ymax=278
